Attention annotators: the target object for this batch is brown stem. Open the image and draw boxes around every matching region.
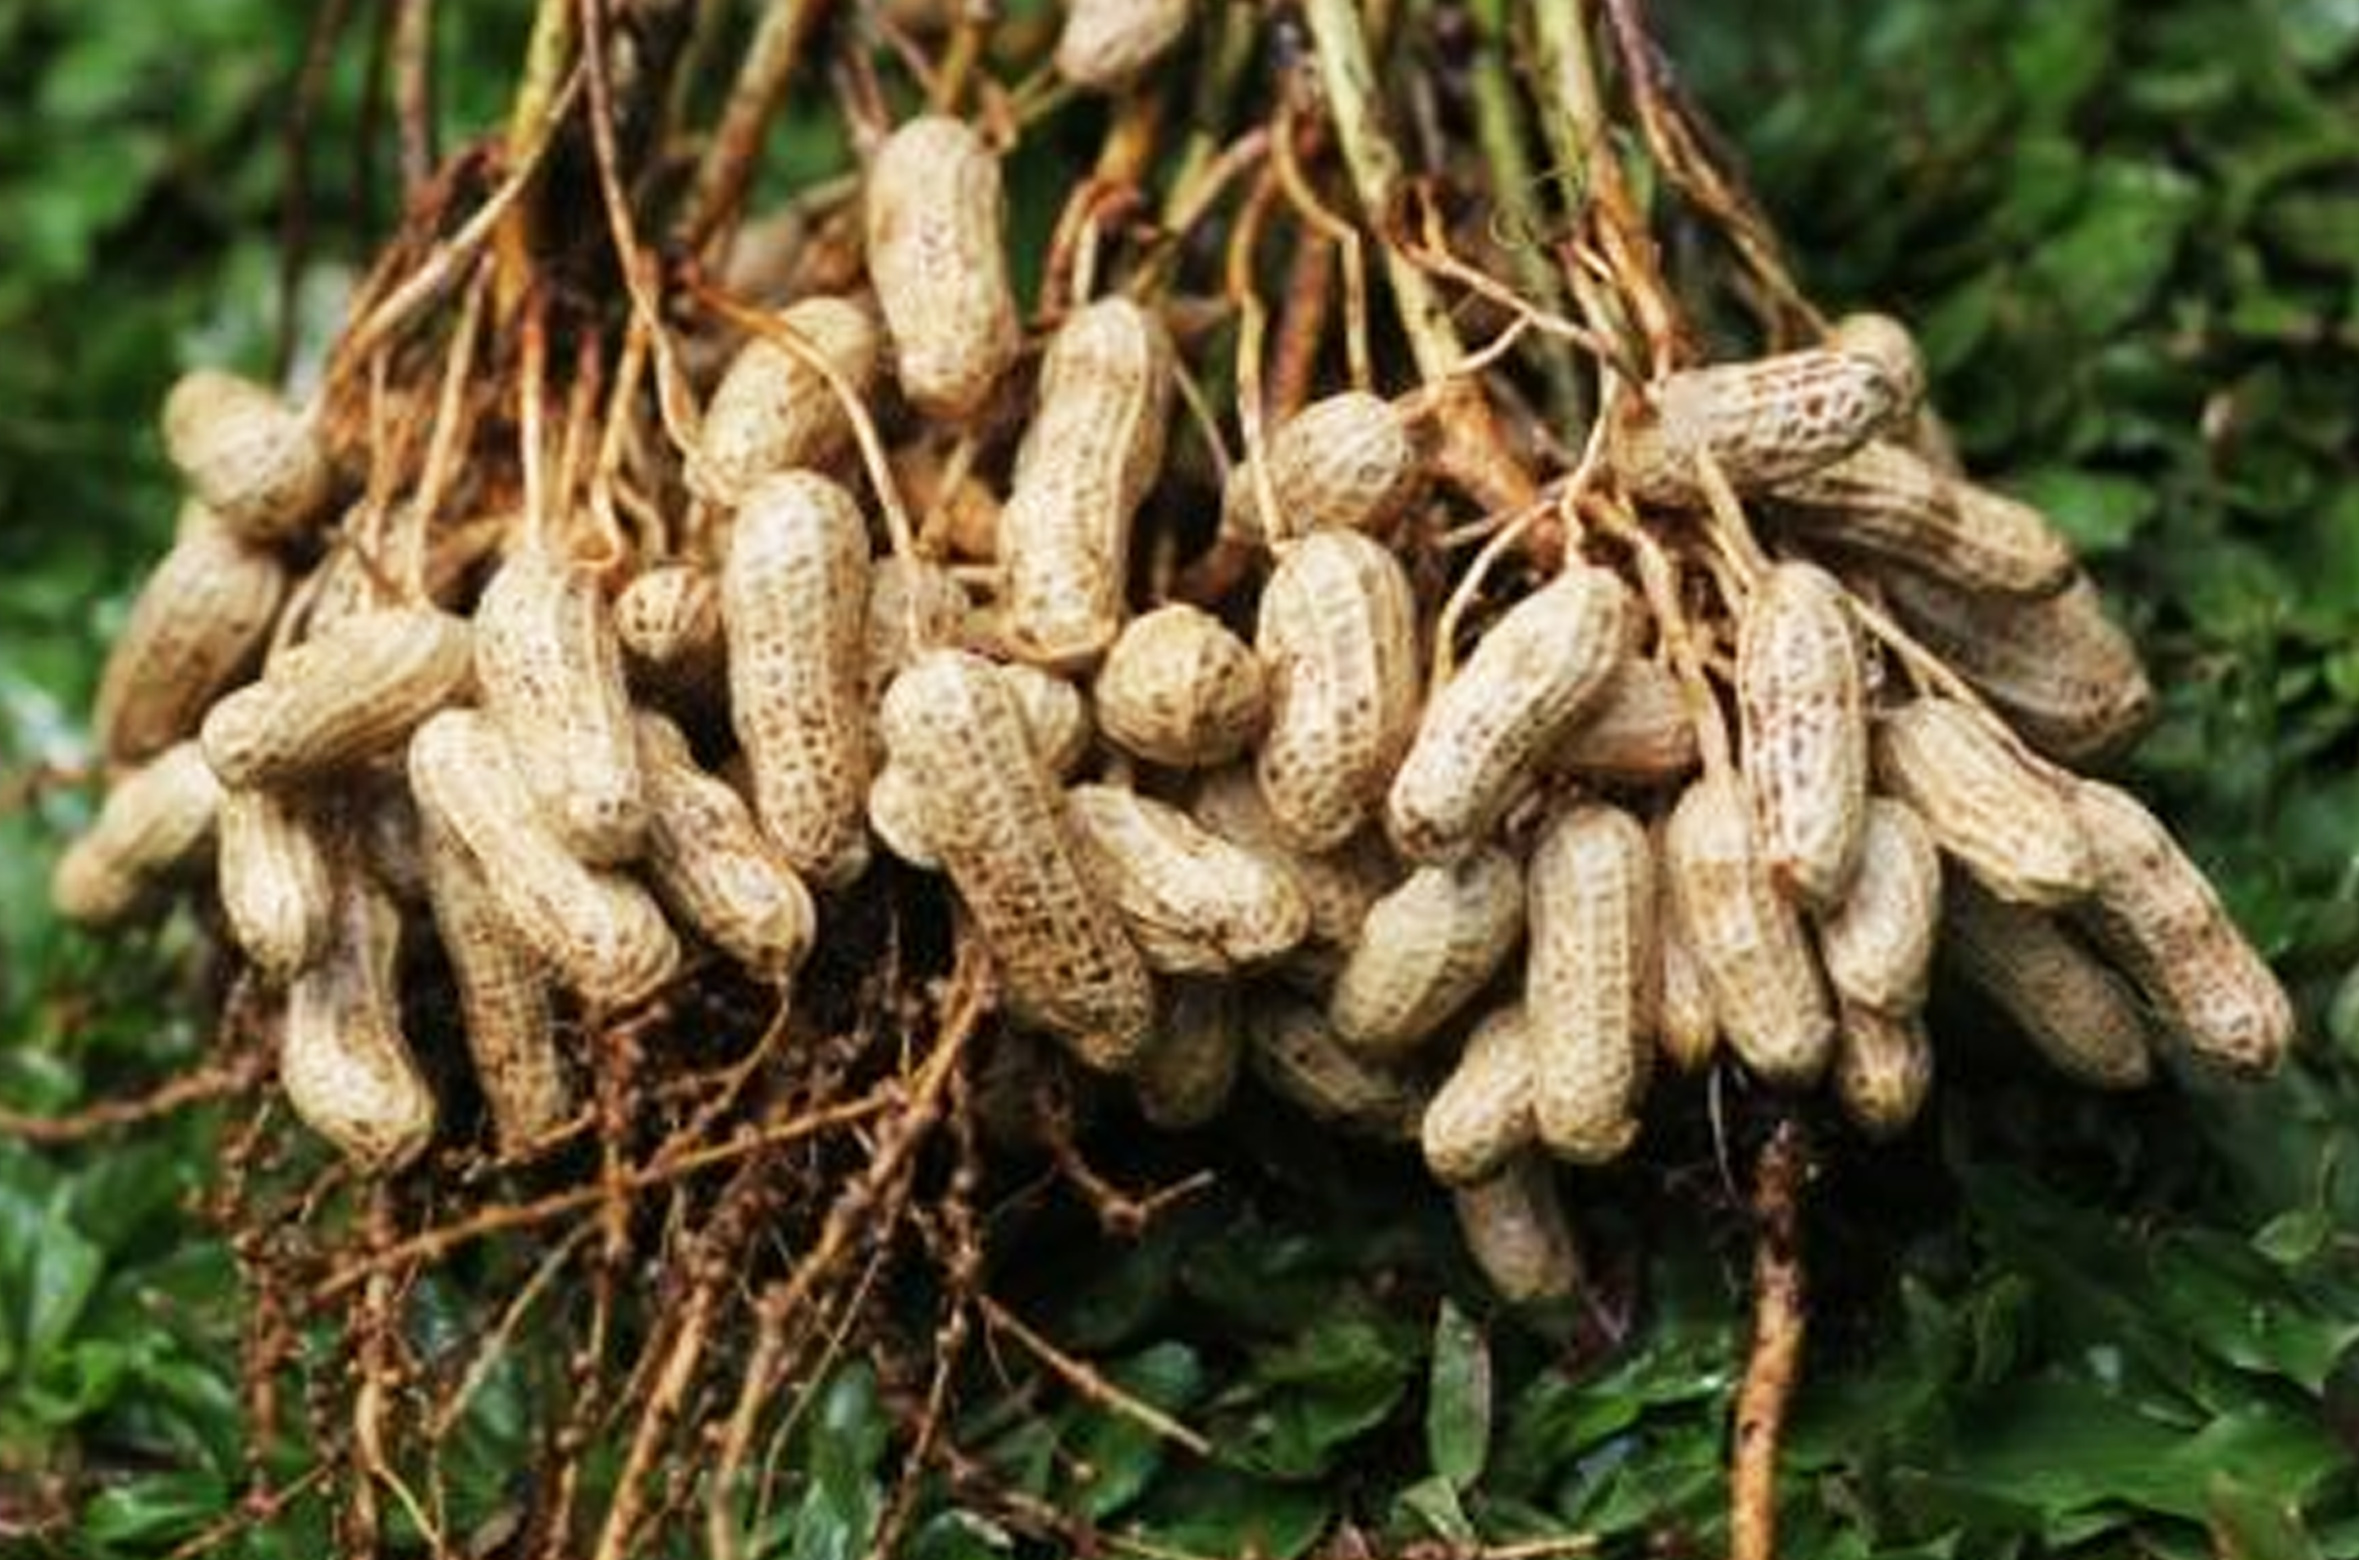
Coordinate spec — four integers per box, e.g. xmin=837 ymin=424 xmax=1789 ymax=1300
xmin=677 ymin=0 xmax=837 ymax=254
xmin=1731 ymin=1118 xmax=1810 ymax=1560
xmin=392 ymin=0 xmax=438 ymax=192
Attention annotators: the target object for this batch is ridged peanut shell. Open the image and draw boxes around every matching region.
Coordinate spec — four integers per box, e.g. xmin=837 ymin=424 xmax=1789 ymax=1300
xmin=218 ymin=787 xmax=334 ymax=981
xmin=278 ymin=866 xmax=435 ymax=1171
xmin=1055 ymin=0 xmax=1190 ymax=88
xmin=1525 ymin=803 xmax=1656 ymax=1163
xmin=201 ymin=607 xmax=474 ymax=789
xmin=1452 ymin=1154 xmax=1584 ymax=1305
xmin=51 ymin=742 xmax=224 ymax=926
xmin=1872 ymin=698 xmax=2092 ymax=907
xmin=1737 ymin=561 xmax=1869 ymax=906
xmin=1610 ymin=348 xmax=1902 ymax=507
xmin=1421 ymin=1005 xmax=1537 ymax=1185
xmin=94 ymin=507 xmax=289 ymax=763
xmin=1815 ymin=797 xmax=1942 ymax=1014
xmin=1832 ymin=1001 xmax=1933 ymax=1140
xmin=1067 ymin=783 xmax=1309 ymax=975
xmin=1768 ymin=441 xmax=2073 ymax=598
xmin=160 ymin=369 xmax=333 ymax=544
xmin=1095 ymin=604 xmax=1267 ymax=768
xmin=637 ymin=713 xmax=817 ymax=981
xmin=1943 ymin=876 xmax=2153 ymax=1088
xmin=863 ymin=116 xmax=1021 ymax=419
xmin=1221 ymin=391 xmax=1423 ymax=545
xmin=688 ymin=296 xmax=879 ymax=505
xmin=1328 ymin=847 xmax=1523 ymax=1056
xmin=1245 ymin=994 xmax=1422 ymax=1140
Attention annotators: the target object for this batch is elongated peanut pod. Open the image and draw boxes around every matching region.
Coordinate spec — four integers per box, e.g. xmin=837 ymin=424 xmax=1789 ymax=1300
xmin=1068 ymin=784 xmax=1309 ymax=974
xmin=615 ymin=564 xmax=724 ymax=695
xmin=1738 ymin=561 xmax=1868 ymax=906
xmin=1768 ymin=442 xmax=2074 ymax=598
xmin=1452 ymin=1153 xmax=1584 ymax=1305
xmin=1329 ymin=848 xmax=1523 ymax=1056
xmin=1389 ymin=566 xmax=1629 ymax=864
xmin=1655 ymin=825 xmax=1720 ymax=1074
xmin=1815 ymin=797 xmax=1942 ymax=1014
xmin=1543 ymin=656 xmax=1701 ymax=784
xmin=724 ymin=471 xmax=873 ymax=887
xmin=879 ymin=649 xmax=1153 ymax=1068
xmin=1833 ymin=1001 xmax=1933 ymax=1139
xmin=999 ymin=298 xmax=1173 ymax=670
xmin=51 ymin=742 xmax=224 ymax=926
xmin=473 ymin=543 xmax=647 ymax=865
xmin=1665 ymin=773 xmax=1834 ymax=1085
xmin=1943 ymin=877 xmax=2154 ymax=1088
xmin=94 ymin=507 xmax=289 ymax=763
xmin=2067 ymin=779 xmax=2292 ymax=1076
xmin=864 ymin=116 xmax=1021 ymax=419
xmin=1133 ymin=979 xmax=1243 ymax=1130
xmin=1422 ymin=1005 xmax=1537 ymax=1185
xmin=1872 ymin=698 xmax=2092 ymax=907
xmin=218 ymin=788 xmax=335 ymax=981
xmin=1256 ymin=530 xmax=1421 ymax=851
xmin=1246 ymin=994 xmax=1423 ymax=1140
xmin=1095 ymin=605 xmax=1268 ymax=768
xmin=1525 ymin=803 xmax=1655 ymax=1163
xmin=688 ymin=296 xmax=879 ymax=505
xmin=1609 ymin=347 xmax=1903 ymax=506
xmin=637 ymin=714 xmax=816 ymax=982
xmin=201 ymin=607 xmax=474 ymax=788
xmin=408 ymin=711 xmax=679 ymax=1008
xmin=1055 ymin=0 xmax=1189 ymax=87
xmin=161 ymin=369 xmax=334 ymax=544
xmin=279 ymin=866 xmax=435 ymax=1171
xmin=1220 ymin=391 xmax=1423 ymax=546
xmin=1192 ymin=764 xmax=1398 ymax=970
xmin=419 ymin=814 xmax=571 ymax=1154
xmin=1880 ymin=569 xmax=2154 ymax=763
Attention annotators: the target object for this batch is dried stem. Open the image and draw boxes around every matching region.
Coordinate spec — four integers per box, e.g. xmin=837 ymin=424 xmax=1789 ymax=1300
xmin=1731 ymin=1118 xmax=1810 ymax=1560
xmin=678 ymin=0 xmax=837 ymax=254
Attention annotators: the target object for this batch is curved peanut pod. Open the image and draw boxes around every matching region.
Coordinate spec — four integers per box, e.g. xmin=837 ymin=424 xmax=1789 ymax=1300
xmin=1422 ymin=1005 xmax=1537 ymax=1185
xmin=1000 ymin=298 xmax=1172 ymax=670
xmin=864 ymin=116 xmax=1020 ymax=419
xmin=1055 ymin=0 xmax=1189 ymax=88
xmin=161 ymin=369 xmax=334 ymax=544
xmin=1542 ymin=656 xmax=1702 ymax=785
xmin=1192 ymin=764 xmax=1398 ymax=970
xmin=1220 ymin=391 xmax=1423 ymax=546
xmin=473 ymin=544 xmax=647 ymax=865
xmin=1608 ymin=347 xmax=1902 ymax=507
xmin=1738 ymin=561 xmax=1868 ymax=906
xmin=1526 ymin=803 xmax=1655 ymax=1163
xmin=1664 ymin=773 xmax=1834 ymax=1085
xmin=1095 ymin=604 xmax=1267 ymax=768
xmin=419 ymin=813 xmax=572 ymax=1154
xmin=615 ymin=563 xmax=724 ymax=695
xmin=1452 ymin=1153 xmax=1584 ymax=1305
xmin=1255 ymin=531 xmax=1421 ymax=851
xmin=879 ymin=649 xmax=1153 ymax=1069
xmin=218 ymin=788 xmax=334 ymax=981
xmin=94 ymin=507 xmax=288 ymax=763
xmin=1943 ymin=877 xmax=2152 ymax=1088
xmin=1329 ymin=848 xmax=1524 ymax=1056
xmin=1881 ymin=569 xmax=2154 ymax=764
xmin=1833 ymin=1001 xmax=1933 ymax=1140
xmin=637 ymin=714 xmax=816 ymax=982
xmin=2067 ymin=779 xmax=2292 ymax=1077
xmin=1133 ymin=978 xmax=1243 ymax=1130
xmin=688 ymin=296 xmax=879 ymax=505
xmin=1067 ymin=783 xmax=1309 ymax=974
xmin=407 ymin=711 xmax=679 ymax=1009
xmin=51 ymin=742 xmax=224 ymax=926
xmin=1388 ymin=566 xmax=1629 ymax=864
xmin=279 ymin=866 xmax=435 ymax=1172
xmin=201 ymin=607 xmax=474 ymax=788
xmin=1815 ymin=797 xmax=1942 ymax=1014
xmin=1245 ymin=993 xmax=1423 ymax=1140
xmin=724 ymin=471 xmax=873 ymax=887
xmin=1872 ymin=698 xmax=2092 ymax=907
xmin=1768 ymin=441 xmax=2074 ymax=598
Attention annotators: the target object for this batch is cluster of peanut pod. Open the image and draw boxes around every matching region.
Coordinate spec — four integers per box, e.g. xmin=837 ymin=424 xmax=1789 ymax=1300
xmin=53 ymin=30 xmax=2293 ymax=1308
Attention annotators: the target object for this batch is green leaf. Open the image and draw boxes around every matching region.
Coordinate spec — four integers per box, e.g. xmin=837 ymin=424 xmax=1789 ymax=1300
xmin=2208 ymin=1472 xmax=2325 ymax=1560
xmin=1425 ymin=1299 xmax=1492 ymax=1489
xmin=1126 ymin=1463 xmax=1331 ymax=1560
xmin=1058 ymin=1342 xmax=1203 ymax=1521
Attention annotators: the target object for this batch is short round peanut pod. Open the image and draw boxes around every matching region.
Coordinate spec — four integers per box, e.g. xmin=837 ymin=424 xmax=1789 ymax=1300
xmin=474 ymin=543 xmax=648 ymax=865
xmin=688 ymin=296 xmax=880 ymax=506
xmin=1943 ymin=877 xmax=2153 ymax=1089
xmin=1133 ymin=978 xmax=1244 ymax=1130
xmin=1737 ymin=561 xmax=1869 ymax=906
xmin=1255 ymin=530 xmax=1421 ymax=852
xmin=1095 ymin=605 xmax=1267 ymax=768
xmin=94 ymin=506 xmax=289 ymax=764
xmin=615 ymin=564 xmax=725 ymax=696
xmin=1816 ymin=798 xmax=1941 ymax=1015
xmin=1525 ymin=802 xmax=1656 ymax=1165
xmin=1329 ymin=847 xmax=1524 ymax=1057
xmin=1452 ymin=1154 xmax=1584 ymax=1306
xmin=160 ymin=369 xmax=334 ymax=544
xmin=1067 ymin=783 xmax=1309 ymax=975
xmin=1872 ymin=698 xmax=2092 ymax=907
xmin=1664 ymin=772 xmax=1834 ymax=1085
xmin=218 ymin=788 xmax=335 ymax=982
xmin=724 ymin=471 xmax=874 ymax=888
xmin=1389 ymin=565 xmax=1629 ymax=864
xmin=51 ymin=742 xmax=225 ymax=927
xmin=637 ymin=713 xmax=817 ymax=982
xmin=1055 ymin=0 xmax=1190 ymax=88
xmin=1832 ymin=1001 xmax=1933 ymax=1140
xmin=1245 ymin=994 xmax=1423 ymax=1140
xmin=200 ymin=607 xmax=475 ymax=789
xmin=1221 ymin=392 xmax=1423 ymax=546
xmin=279 ymin=866 xmax=436 ymax=1172
xmin=407 ymin=711 xmax=681 ymax=1010
xmin=864 ymin=116 xmax=1021 ymax=420
xmin=1422 ymin=1004 xmax=1537 ymax=1186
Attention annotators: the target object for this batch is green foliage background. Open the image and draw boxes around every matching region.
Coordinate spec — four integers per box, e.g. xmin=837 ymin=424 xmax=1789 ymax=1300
xmin=1 ymin=0 xmax=2356 ymax=1554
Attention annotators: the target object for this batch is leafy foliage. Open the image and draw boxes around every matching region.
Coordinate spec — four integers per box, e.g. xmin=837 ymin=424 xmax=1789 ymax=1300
xmin=1 ymin=0 xmax=2357 ymax=1555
